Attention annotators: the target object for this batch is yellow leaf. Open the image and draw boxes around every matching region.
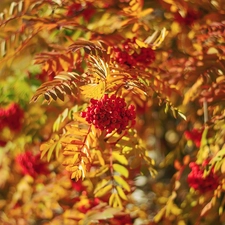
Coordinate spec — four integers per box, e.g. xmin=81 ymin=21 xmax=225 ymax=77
xmin=95 ymin=150 xmax=105 ymax=166
xmin=71 ymin=169 xmax=82 ymax=180
xmin=207 ymin=47 xmax=219 ymax=55
xmin=80 ymin=81 xmax=105 ymax=99
xmin=40 ymin=134 xmax=61 ymax=162
xmin=89 ymin=56 xmax=109 ymax=79
xmin=109 ymin=193 xmax=116 ymax=207
xmin=42 ymin=208 xmax=53 ymax=219
xmin=112 ymin=152 xmax=128 ymax=165
xmin=89 ymin=165 xmax=109 ymax=177
xmin=40 ymin=142 xmax=51 ymax=159
xmin=63 ymin=144 xmax=80 ymax=151
xmin=193 ymin=43 xmax=202 ymax=52
xmin=183 ymin=77 xmax=204 ymax=105
xmin=145 ymin=28 xmax=168 ymax=49
xmin=94 ymin=179 xmax=109 ymax=194
xmin=95 ymin=184 xmax=113 ymax=198
xmin=170 ymin=203 xmax=182 ymax=215
xmin=174 ymin=181 xmax=181 ymax=190
xmin=113 ymin=164 xmax=129 ymax=178
xmin=116 ymin=186 xmax=127 ymax=201
xmin=113 ymin=175 xmax=130 ymax=192
xmin=66 ymin=165 xmax=78 ymax=172
xmin=131 ymin=1 xmax=140 ymax=12
xmin=178 ymin=220 xmax=186 ymax=225
xmin=138 ymin=8 xmax=154 ymax=18
xmin=55 ymin=142 xmax=62 ymax=159
xmin=135 ymin=39 xmax=148 ymax=48
xmin=64 ymin=209 xmax=84 ymax=220
xmin=154 ymin=207 xmax=166 ymax=223
xmin=221 ymin=161 xmax=225 ymax=174
xmin=114 ymin=193 xmax=123 ymax=208
xmin=62 ymin=157 xmax=78 ymax=166
xmin=219 ymin=206 xmax=223 ymax=216
xmin=132 ymin=23 xmax=139 ymax=33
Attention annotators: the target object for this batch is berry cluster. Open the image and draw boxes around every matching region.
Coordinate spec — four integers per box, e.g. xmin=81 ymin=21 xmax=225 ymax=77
xmin=16 ymin=151 xmax=49 ymax=178
xmin=0 ymin=103 xmax=24 ymax=132
xmin=113 ymin=38 xmax=155 ymax=67
xmin=187 ymin=160 xmax=219 ymax=193
xmin=81 ymin=94 xmax=136 ymax=134
xmin=184 ymin=128 xmax=203 ymax=148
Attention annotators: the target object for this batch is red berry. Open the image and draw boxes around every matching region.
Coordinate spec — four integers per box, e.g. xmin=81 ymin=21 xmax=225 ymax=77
xmin=113 ymin=39 xmax=155 ymax=67
xmin=90 ymin=99 xmax=98 ymax=104
xmin=80 ymin=111 xmax=86 ymax=117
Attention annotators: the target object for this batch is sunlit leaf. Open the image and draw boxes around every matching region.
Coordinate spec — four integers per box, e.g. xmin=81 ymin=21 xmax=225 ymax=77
xmin=116 ymin=186 xmax=128 ymax=201
xmin=112 ymin=152 xmax=128 ymax=165
xmin=201 ymin=201 xmax=213 ymax=216
xmin=113 ymin=164 xmax=129 ymax=178
xmin=109 ymin=193 xmax=116 ymax=207
xmin=113 ymin=175 xmax=130 ymax=192
xmin=80 ymin=81 xmax=105 ymax=99
xmin=95 ymin=184 xmax=113 ymax=198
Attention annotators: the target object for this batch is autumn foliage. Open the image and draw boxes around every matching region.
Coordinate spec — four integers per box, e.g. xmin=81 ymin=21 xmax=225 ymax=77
xmin=1 ymin=0 xmax=225 ymax=224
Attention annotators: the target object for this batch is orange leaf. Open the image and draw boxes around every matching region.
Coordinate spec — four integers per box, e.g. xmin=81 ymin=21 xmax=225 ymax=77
xmin=183 ymin=155 xmax=190 ymax=165
xmin=174 ymin=160 xmax=182 ymax=170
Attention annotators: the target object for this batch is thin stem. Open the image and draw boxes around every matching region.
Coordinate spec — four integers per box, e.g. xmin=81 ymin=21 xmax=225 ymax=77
xmin=109 ymin=147 xmax=113 ymax=175
xmin=203 ymin=100 xmax=209 ymax=124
